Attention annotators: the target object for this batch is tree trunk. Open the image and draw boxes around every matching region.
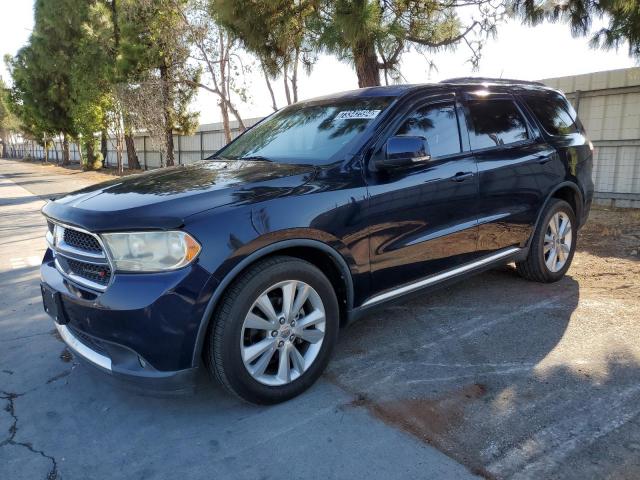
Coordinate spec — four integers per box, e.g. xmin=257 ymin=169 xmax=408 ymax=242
xmin=353 ymin=41 xmax=381 ymax=88
xmin=86 ymin=140 xmax=95 ymax=169
xmin=283 ymin=60 xmax=292 ymax=105
xmin=0 ymin=132 xmax=7 ymax=158
xmin=217 ymin=32 xmax=232 ymax=143
xmin=43 ymin=135 xmax=49 ymax=163
xmin=159 ymin=64 xmax=175 ymax=167
xmin=124 ymin=134 xmax=140 ymax=170
xmin=291 ymin=47 xmax=299 ymax=103
xmin=77 ymin=141 xmax=83 ymax=168
xmin=62 ymin=134 xmax=71 ymax=166
xmin=116 ymin=135 xmax=123 ymax=174
xmin=101 ymin=130 xmax=108 ymax=166
xmin=262 ymin=64 xmax=278 ymax=111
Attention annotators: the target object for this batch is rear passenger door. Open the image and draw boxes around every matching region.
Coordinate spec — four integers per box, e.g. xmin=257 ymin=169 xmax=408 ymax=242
xmin=462 ymin=92 xmax=557 ymax=253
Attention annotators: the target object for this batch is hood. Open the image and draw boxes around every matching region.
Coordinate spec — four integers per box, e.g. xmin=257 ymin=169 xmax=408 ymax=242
xmin=42 ymin=160 xmax=316 ymax=232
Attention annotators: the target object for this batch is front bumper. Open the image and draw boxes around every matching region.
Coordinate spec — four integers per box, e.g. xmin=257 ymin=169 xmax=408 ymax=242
xmin=41 ymin=248 xmax=217 ymax=393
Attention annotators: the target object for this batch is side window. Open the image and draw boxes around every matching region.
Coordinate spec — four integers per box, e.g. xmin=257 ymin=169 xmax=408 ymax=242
xmin=395 ymin=103 xmax=461 ymax=158
xmin=523 ymin=95 xmax=579 ymax=136
xmin=467 ymin=99 xmax=529 ymax=150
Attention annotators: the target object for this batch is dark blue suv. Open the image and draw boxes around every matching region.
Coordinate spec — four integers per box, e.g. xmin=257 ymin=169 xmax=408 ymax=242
xmin=41 ymin=79 xmax=593 ymax=404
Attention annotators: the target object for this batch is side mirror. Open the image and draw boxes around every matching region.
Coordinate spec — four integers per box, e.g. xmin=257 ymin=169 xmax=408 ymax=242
xmin=377 ymin=136 xmax=431 ymax=169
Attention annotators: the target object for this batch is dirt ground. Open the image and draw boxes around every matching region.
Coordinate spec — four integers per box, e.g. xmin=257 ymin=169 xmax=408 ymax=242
xmin=573 ymin=207 xmax=640 ymax=293
xmin=15 ymin=158 xmax=141 ymax=182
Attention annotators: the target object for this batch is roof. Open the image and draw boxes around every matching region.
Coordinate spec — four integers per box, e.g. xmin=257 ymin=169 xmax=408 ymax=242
xmin=440 ymin=77 xmax=546 ymax=87
xmin=302 ymin=84 xmax=421 ymax=103
xmin=301 ymin=78 xmax=555 ymax=104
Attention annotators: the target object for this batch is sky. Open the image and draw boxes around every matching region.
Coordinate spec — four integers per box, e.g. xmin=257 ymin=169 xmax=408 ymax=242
xmin=1 ymin=1 xmax=637 ymax=125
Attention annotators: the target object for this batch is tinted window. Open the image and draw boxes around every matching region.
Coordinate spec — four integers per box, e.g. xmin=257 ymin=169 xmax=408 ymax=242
xmin=395 ymin=103 xmax=460 ymax=158
xmin=467 ymin=99 xmax=529 ymax=150
xmin=524 ymin=96 xmax=579 ymax=136
xmin=216 ymin=97 xmax=394 ymax=165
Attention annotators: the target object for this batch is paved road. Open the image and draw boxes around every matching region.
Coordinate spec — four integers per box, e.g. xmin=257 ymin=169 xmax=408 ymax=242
xmin=1 ymin=158 xmax=640 ymax=480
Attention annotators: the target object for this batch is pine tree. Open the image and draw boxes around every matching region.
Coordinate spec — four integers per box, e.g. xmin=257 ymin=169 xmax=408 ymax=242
xmin=512 ymin=0 xmax=640 ymax=58
xmin=214 ymin=0 xmax=505 ymax=88
xmin=0 ymin=77 xmax=20 ymax=158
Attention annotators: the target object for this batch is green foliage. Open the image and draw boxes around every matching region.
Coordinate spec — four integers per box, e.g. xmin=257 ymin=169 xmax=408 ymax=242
xmin=512 ymin=0 xmax=640 ymax=58
xmin=213 ymin=0 xmax=314 ymax=77
xmin=6 ymin=0 xmax=200 ymax=168
xmin=118 ymin=0 xmax=199 ymax=136
xmin=0 ymin=77 xmax=19 ymax=134
xmin=214 ymin=0 xmax=504 ymax=87
xmin=70 ymin=1 xmax=115 ymax=142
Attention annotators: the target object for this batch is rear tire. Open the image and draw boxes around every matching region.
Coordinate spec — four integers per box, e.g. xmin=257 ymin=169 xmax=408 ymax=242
xmin=205 ymin=255 xmax=339 ymax=404
xmin=516 ymin=199 xmax=576 ymax=283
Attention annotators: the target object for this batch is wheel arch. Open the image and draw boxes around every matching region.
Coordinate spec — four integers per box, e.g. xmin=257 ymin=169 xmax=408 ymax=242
xmin=192 ymin=239 xmax=355 ymax=366
xmin=527 ymin=181 xmax=583 ymax=248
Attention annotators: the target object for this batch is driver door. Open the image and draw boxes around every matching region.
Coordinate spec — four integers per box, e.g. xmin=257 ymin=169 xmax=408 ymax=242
xmin=364 ymin=94 xmax=480 ymax=298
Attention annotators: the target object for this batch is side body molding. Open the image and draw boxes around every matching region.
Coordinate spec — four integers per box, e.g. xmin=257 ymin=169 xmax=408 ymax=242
xmin=191 ymin=239 xmax=355 ymax=365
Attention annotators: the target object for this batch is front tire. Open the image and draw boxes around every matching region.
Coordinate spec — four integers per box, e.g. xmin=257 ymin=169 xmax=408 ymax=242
xmin=206 ymin=256 xmax=339 ymax=404
xmin=516 ymin=198 xmax=576 ymax=283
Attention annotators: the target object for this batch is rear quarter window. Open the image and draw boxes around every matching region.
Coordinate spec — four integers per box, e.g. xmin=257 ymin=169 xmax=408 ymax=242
xmin=523 ymin=95 xmax=579 ymax=136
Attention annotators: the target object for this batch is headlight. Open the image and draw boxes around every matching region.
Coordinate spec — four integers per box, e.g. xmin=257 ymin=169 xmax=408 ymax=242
xmin=100 ymin=231 xmax=201 ymax=272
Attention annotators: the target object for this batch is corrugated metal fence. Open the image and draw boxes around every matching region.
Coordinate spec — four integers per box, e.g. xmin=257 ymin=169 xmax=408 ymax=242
xmin=5 ymin=117 xmax=262 ymax=169
xmin=542 ymin=68 xmax=640 ymax=208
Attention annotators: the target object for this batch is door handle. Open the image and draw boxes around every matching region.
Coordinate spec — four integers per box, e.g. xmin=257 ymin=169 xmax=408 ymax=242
xmin=450 ymin=171 xmax=474 ymax=182
xmin=535 ymin=154 xmax=552 ymax=165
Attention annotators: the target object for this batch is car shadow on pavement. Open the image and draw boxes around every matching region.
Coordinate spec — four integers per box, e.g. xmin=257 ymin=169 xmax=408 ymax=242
xmin=324 ymin=266 xmax=640 ymax=479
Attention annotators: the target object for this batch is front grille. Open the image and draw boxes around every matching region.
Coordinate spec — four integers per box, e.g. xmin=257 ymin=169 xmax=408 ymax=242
xmin=63 ymin=228 xmax=102 ymax=253
xmin=47 ymin=220 xmax=112 ymax=291
xmin=59 ymin=257 xmax=112 ymax=286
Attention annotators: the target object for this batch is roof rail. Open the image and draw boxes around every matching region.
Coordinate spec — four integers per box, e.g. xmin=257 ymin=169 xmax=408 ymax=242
xmin=440 ymin=77 xmax=546 ymax=87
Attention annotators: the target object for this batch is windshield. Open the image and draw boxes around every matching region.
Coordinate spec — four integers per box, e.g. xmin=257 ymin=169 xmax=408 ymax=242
xmin=214 ymin=96 xmax=394 ymax=165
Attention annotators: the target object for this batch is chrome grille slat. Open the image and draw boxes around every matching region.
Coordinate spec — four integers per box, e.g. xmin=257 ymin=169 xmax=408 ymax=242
xmin=45 ymin=219 xmax=114 ymax=292
xmin=63 ymin=228 xmax=102 ymax=253
xmin=57 ymin=256 xmax=111 ymax=287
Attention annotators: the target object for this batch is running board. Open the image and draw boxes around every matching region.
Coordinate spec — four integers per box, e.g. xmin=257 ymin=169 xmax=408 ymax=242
xmin=361 ymin=247 xmax=522 ymax=308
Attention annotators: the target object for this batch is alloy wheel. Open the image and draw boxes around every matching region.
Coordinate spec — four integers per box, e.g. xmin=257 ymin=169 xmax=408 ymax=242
xmin=240 ymin=280 xmax=326 ymax=386
xmin=544 ymin=211 xmax=573 ymax=273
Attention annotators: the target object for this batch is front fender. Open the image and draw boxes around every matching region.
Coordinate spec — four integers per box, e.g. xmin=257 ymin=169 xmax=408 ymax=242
xmin=189 ymin=235 xmax=355 ymax=367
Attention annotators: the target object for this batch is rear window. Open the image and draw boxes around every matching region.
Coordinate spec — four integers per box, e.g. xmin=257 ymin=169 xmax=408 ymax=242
xmin=467 ymin=99 xmax=529 ymax=150
xmin=523 ymin=95 xmax=579 ymax=136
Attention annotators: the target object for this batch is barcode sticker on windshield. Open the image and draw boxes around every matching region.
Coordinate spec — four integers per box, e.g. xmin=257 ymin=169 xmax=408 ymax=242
xmin=335 ymin=110 xmax=382 ymax=120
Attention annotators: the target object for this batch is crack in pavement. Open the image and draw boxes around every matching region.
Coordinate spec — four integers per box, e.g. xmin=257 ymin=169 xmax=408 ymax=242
xmin=0 ymin=330 xmax=54 ymax=344
xmin=1 ymin=391 xmax=59 ymax=480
